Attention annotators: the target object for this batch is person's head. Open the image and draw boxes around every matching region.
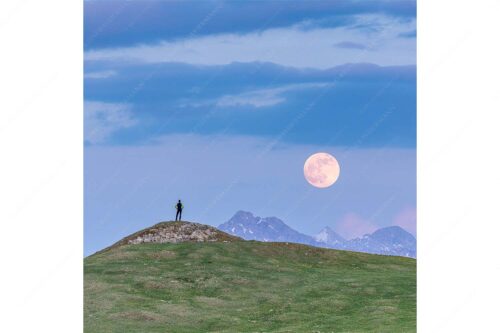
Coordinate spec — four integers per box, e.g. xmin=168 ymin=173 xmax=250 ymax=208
xmin=178 ymin=199 xmax=181 ymax=203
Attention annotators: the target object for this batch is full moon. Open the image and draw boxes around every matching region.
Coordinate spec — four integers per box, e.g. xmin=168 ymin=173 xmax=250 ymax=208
xmin=303 ymin=152 xmax=340 ymax=188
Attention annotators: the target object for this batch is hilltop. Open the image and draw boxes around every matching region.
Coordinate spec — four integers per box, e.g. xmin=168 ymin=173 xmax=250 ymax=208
xmin=97 ymin=221 xmax=241 ymax=253
xmin=85 ymin=221 xmax=416 ymax=332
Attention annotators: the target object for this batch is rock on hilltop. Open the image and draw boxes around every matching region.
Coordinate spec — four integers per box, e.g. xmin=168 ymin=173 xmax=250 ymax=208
xmin=104 ymin=221 xmax=241 ymax=251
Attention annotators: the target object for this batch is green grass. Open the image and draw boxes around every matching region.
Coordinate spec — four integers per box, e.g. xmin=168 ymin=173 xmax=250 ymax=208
xmin=84 ymin=241 xmax=416 ymax=333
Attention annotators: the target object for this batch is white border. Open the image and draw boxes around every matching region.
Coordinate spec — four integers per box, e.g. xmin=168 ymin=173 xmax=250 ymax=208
xmin=0 ymin=0 xmax=83 ymax=331
xmin=418 ymin=0 xmax=500 ymax=331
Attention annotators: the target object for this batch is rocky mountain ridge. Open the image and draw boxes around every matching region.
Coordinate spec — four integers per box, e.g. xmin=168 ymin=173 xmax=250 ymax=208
xmin=219 ymin=211 xmax=416 ymax=258
xmin=217 ymin=210 xmax=321 ymax=245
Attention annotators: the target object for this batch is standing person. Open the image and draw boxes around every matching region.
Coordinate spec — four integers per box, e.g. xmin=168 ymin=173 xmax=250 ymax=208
xmin=175 ymin=200 xmax=183 ymax=221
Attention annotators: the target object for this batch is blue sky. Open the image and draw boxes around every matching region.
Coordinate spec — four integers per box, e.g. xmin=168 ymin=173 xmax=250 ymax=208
xmin=84 ymin=0 xmax=416 ymax=255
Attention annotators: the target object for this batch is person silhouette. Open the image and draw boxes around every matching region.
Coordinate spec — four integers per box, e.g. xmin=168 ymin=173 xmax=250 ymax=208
xmin=175 ymin=200 xmax=183 ymax=221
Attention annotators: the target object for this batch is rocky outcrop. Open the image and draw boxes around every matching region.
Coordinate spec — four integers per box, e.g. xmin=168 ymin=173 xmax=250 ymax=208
xmin=104 ymin=221 xmax=241 ymax=251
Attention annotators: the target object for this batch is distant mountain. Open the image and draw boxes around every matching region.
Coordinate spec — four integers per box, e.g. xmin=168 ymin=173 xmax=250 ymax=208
xmin=219 ymin=211 xmax=416 ymax=258
xmin=218 ymin=211 xmax=322 ymax=247
xmin=348 ymin=226 xmax=416 ymax=258
xmin=314 ymin=226 xmax=346 ymax=249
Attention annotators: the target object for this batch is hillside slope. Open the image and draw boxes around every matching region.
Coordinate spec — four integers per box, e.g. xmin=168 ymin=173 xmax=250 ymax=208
xmin=85 ymin=225 xmax=416 ymax=333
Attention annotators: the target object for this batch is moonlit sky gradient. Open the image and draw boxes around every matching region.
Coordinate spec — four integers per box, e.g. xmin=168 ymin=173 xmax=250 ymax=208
xmin=84 ymin=0 xmax=416 ymax=255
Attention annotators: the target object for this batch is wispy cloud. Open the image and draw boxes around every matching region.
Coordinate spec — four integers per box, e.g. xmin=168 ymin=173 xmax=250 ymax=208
xmin=83 ymin=61 xmax=415 ymax=147
xmin=85 ymin=14 xmax=415 ymax=69
xmin=84 ymin=101 xmax=137 ymax=144
xmin=215 ymin=83 xmax=331 ymax=108
xmin=393 ymin=206 xmax=416 ymax=235
xmin=335 ymin=213 xmax=378 ymax=239
xmin=334 ymin=41 xmax=367 ymax=50
xmin=179 ymin=82 xmax=331 ymax=109
xmin=84 ymin=1 xmax=416 ymax=50
xmin=398 ymin=29 xmax=416 ymax=38
xmin=84 ymin=70 xmax=117 ymax=79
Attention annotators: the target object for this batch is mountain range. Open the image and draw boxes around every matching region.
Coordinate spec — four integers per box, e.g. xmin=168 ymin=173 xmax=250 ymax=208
xmin=218 ymin=211 xmax=416 ymax=258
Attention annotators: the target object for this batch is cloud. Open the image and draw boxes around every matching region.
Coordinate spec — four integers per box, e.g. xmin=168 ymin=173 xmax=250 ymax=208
xmin=393 ymin=206 xmax=416 ymax=235
xmin=334 ymin=41 xmax=367 ymax=50
xmin=84 ymin=70 xmax=117 ymax=79
xmin=216 ymin=88 xmax=285 ymax=108
xmin=84 ymin=61 xmax=416 ymax=147
xmin=335 ymin=213 xmax=378 ymax=239
xmin=84 ymin=101 xmax=137 ymax=144
xmin=84 ymin=14 xmax=416 ymax=69
xmin=334 ymin=206 xmax=416 ymax=239
xmin=209 ymin=83 xmax=330 ymax=108
xmin=398 ymin=30 xmax=416 ymax=38
xmin=84 ymin=0 xmax=416 ymax=50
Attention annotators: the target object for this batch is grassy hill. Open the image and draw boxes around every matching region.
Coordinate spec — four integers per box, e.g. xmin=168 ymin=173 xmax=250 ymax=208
xmin=85 ymin=223 xmax=416 ymax=332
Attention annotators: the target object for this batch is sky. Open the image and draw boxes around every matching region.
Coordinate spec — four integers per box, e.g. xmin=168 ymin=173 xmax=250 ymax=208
xmin=84 ymin=0 xmax=416 ymax=255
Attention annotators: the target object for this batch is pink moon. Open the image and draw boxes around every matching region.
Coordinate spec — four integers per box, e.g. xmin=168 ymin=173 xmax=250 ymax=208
xmin=303 ymin=152 xmax=340 ymax=188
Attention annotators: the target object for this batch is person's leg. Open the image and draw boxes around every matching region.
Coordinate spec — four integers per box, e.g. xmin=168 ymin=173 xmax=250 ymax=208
xmin=175 ymin=210 xmax=179 ymax=221
xmin=179 ymin=210 xmax=182 ymax=221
